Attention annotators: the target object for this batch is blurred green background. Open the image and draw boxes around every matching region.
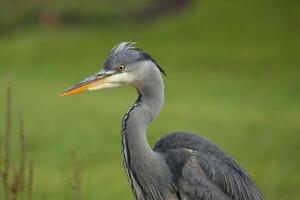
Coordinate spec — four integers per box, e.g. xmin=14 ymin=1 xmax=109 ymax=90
xmin=0 ymin=0 xmax=299 ymax=199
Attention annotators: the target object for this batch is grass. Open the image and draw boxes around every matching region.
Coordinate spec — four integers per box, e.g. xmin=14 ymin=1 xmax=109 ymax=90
xmin=0 ymin=0 xmax=299 ymax=199
xmin=0 ymin=84 xmax=35 ymax=200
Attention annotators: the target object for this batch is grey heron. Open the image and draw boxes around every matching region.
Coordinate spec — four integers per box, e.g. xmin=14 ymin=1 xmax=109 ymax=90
xmin=59 ymin=42 xmax=264 ymax=200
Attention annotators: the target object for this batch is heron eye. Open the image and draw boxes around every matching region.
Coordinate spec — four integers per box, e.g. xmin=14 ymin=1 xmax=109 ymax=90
xmin=118 ymin=64 xmax=125 ymax=71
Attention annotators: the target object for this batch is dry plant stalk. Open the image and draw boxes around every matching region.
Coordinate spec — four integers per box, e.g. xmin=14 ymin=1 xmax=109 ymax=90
xmin=2 ymin=84 xmax=12 ymax=200
xmin=71 ymin=152 xmax=82 ymax=200
xmin=41 ymin=193 xmax=48 ymax=200
xmin=11 ymin=168 xmax=20 ymax=200
xmin=27 ymin=161 xmax=34 ymax=200
xmin=11 ymin=116 xmax=27 ymax=200
xmin=18 ymin=115 xmax=26 ymax=194
xmin=1 ymin=83 xmax=37 ymax=200
xmin=0 ymin=83 xmax=75 ymax=199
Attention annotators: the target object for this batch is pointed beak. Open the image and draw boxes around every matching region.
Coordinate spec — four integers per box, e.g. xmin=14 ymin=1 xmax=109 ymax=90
xmin=59 ymin=72 xmax=109 ymax=97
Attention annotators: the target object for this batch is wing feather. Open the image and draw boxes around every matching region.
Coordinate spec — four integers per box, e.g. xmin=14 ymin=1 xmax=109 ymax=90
xmin=154 ymin=131 xmax=264 ymax=200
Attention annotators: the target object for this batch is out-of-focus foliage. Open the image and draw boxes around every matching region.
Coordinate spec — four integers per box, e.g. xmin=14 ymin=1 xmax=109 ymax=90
xmin=0 ymin=0 xmax=145 ymax=32
xmin=0 ymin=0 xmax=194 ymax=32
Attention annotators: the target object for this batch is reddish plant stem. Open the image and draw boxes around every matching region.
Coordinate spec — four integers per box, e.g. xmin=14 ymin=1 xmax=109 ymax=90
xmin=18 ymin=115 xmax=26 ymax=194
xmin=3 ymin=84 xmax=12 ymax=200
xmin=27 ymin=161 xmax=33 ymax=200
xmin=11 ymin=168 xmax=20 ymax=200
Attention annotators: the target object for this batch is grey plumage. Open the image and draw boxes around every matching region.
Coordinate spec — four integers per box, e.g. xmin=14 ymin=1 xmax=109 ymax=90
xmin=104 ymin=42 xmax=166 ymax=76
xmin=61 ymin=42 xmax=264 ymax=200
xmin=154 ymin=132 xmax=263 ymax=200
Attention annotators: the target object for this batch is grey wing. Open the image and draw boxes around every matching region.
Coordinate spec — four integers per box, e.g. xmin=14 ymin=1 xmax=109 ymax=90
xmin=179 ymin=153 xmax=231 ymax=200
xmin=154 ymin=132 xmax=264 ymax=200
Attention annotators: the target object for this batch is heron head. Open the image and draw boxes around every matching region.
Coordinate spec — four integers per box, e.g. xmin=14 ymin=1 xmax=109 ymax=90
xmin=59 ymin=42 xmax=166 ymax=96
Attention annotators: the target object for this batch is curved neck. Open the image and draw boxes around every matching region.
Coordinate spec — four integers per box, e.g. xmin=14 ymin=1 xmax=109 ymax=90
xmin=124 ymin=87 xmax=164 ymax=155
xmin=121 ymin=64 xmax=168 ymax=199
xmin=122 ymin=62 xmax=165 ymax=155
xmin=122 ymin=67 xmax=164 ymax=159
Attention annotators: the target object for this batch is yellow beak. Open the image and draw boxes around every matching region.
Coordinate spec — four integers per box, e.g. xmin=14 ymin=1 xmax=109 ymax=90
xmin=59 ymin=73 xmax=108 ymax=97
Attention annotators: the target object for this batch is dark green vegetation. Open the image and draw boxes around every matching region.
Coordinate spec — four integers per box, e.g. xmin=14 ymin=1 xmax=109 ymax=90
xmin=0 ymin=1 xmax=299 ymax=199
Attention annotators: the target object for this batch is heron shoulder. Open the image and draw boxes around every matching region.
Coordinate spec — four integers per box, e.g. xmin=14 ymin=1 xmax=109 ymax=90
xmin=153 ymin=131 xmax=264 ymax=200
